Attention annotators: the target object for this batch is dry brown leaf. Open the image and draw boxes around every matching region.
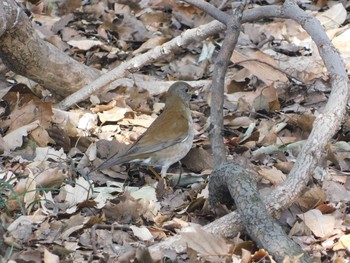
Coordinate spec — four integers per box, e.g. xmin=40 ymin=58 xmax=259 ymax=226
xmin=10 ymin=165 xmax=68 ymax=211
xmin=33 ymin=147 xmax=67 ymax=162
xmin=181 ymin=147 xmax=213 ymax=173
xmin=287 ymin=113 xmax=315 ymax=133
xmin=44 ymin=248 xmax=59 ymax=263
xmin=91 ymin=99 xmax=117 ymax=112
xmin=130 ymin=226 xmax=154 ymax=241
xmin=258 ymin=166 xmax=286 ymax=186
xmin=231 ymin=48 xmax=288 ymax=85
xmin=333 ymin=234 xmax=350 ymax=251
xmin=127 ymin=88 xmax=152 ymax=113
xmin=67 ymin=39 xmax=103 ymax=50
xmin=276 ymin=136 xmax=297 ymax=146
xmin=133 ymin=36 xmax=169 ymax=55
xmin=7 ymin=215 xmax=47 ymax=233
xmin=316 ymin=3 xmax=346 ymax=30
xmin=165 ymin=54 xmax=207 ymax=80
xmin=30 ymin=126 xmax=55 ymax=147
xmin=297 ymin=187 xmax=326 ymax=210
xmin=226 ymin=86 xmax=279 ymax=112
xmin=61 ymin=214 xmax=89 ymax=239
xmin=0 ymin=136 xmax=10 ymax=154
xmin=3 ymin=100 xmax=37 ymax=132
xmin=241 ymin=248 xmax=252 ymax=263
xmin=316 ymin=203 xmax=336 ymax=214
xmin=23 ymin=169 xmax=37 ymax=213
xmin=3 ymin=120 xmax=40 ymax=151
xmin=323 ymin=181 xmax=350 ymax=203
xmin=181 ymin=225 xmax=230 ymax=256
xmin=274 ymin=161 xmax=294 ymax=174
xmin=118 ymin=114 xmax=155 ymax=128
xmin=61 ymin=177 xmax=93 ymax=214
xmin=289 ymin=221 xmax=311 ymax=237
xmin=224 ymin=116 xmax=253 ymax=129
xmin=257 ymin=119 xmax=277 ymax=146
xmin=298 ymin=209 xmax=335 ymax=238
xmin=97 ymin=107 xmax=128 ymax=123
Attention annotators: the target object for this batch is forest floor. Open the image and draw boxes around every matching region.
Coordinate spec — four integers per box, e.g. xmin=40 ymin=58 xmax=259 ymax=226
xmin=1 ymin=0 xmax=350 ymax=262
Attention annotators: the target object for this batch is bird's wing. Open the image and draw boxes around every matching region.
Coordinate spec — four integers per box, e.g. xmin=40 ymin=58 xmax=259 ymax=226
xmin=96 ymin=97 xmax=191 ymax=170
xmin=126 ymin=107 xmax=190 ymax=156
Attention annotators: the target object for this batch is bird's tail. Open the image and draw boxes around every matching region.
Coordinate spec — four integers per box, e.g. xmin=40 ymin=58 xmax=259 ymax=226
xmin=95 ymin=153 xmax=131 ymax=171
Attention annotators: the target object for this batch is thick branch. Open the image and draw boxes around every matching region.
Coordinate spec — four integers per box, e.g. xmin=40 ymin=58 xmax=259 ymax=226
xmin=184 ymin=1 xmax=310 ymax=261
xmin=209 ymin=163 xmax=312 ymax=263
xmin=0 ymin=0 xmax=100 ymax=98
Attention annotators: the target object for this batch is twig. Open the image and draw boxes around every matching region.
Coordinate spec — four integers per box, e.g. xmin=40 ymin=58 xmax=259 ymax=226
xmin=58 ymin=6 xmax=287 ymax=110
xmin=58 ymin=20 xmax=226 ymax=110
xmin=183 ymin=0 xmax=230 ymax=24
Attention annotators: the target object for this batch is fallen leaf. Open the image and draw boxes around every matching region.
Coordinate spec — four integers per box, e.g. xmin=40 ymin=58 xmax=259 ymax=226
xmin=67 ymin=39 xmax=103 ymax=50
xmin=258 ymin=166 xmax=286 ymax=185
xmin=44 ymin=248 xmax=59 ymax=263
xmin=333 ymin=234 xmax=350 ymax=250
xmin=231 ymin=48 xmax=288 ymax=85
xmin=181 ymin=225 xmax=230 ymax=256
xmin=316 ymin=3 xmax=346 ymax=30
xmin=297 ymin=187 xmax=326 ymax=210
xmin=130 ymin=225 xmax=154 ymax=241
xmin=98 ymin=107 xmax=128 ymax=123
xmin=298 ymin=209 xmax=335 ymax=238
xmin=3 ymin=120 xmax=40 ymax=151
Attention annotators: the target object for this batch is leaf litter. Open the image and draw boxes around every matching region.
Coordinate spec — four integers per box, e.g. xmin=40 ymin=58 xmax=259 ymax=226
xmin=0 ymin=0 xmax=350 ymax=262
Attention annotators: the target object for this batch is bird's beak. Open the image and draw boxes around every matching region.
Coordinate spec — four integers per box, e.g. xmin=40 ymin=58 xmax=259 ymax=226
xmin=190 ymin=85 xmax=201 ymax=97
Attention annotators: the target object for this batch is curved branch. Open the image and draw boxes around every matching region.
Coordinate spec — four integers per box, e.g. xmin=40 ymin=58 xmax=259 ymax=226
xmin=265 ymin=0 xmax=348 ymax=213
xmin=149 ymin=2 xmax=348 ymax=259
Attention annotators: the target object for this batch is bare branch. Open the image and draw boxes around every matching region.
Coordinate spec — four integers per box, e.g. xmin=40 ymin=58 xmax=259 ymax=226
xmin=149 ymin=3 xmax=348 ymax=259
xmin=208 ymin=1 xmax=244 ymax=167
xmin=209 ymin=164 xmax=312 ymax=263
xmin=58 ymin=6 xmax=286 ymax=109
xmin=58 ymin=20 xmax=226 ymax=110
xmin=183 ymin=0 xmax=230 ymax=24
xmin=265 ymin=0 xmax=348 ymax=213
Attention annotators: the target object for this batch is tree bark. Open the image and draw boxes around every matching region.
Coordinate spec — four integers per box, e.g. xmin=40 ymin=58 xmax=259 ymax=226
xmin=209 ymin=163 xmax=312 ymax=262
xmin=0 ymin=0 xmax=100 ymax=98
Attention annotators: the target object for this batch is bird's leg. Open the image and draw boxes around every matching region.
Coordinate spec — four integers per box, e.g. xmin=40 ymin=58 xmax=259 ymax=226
xmin=173 ymin=161 xmax=183 ymax=187
xmin=160 ymin=165 xmax=169 ymax=178
xmin=147 ymin=166 xmax=162 ymax=180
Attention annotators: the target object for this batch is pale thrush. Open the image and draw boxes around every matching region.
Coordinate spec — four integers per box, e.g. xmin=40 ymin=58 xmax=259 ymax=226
xmin=96 ymin=82 xmax=194 ymax=177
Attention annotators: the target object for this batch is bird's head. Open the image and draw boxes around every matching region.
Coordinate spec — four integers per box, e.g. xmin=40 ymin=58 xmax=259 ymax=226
xmin=167 ymin=82 xmax=195 ymax=104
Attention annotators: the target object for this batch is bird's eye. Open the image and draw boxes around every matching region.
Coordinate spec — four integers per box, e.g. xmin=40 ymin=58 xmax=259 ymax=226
xmin=185 ymin=88 xmax=189 ymax=92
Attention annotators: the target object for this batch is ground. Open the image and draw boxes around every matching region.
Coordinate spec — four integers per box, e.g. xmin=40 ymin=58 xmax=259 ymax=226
xmin=0 ymin=0 xmax=350 ymax=262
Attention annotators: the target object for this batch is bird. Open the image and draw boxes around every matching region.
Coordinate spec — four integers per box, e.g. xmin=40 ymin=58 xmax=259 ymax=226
xmin=96 ymin=81 xmax=195 ymax=178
